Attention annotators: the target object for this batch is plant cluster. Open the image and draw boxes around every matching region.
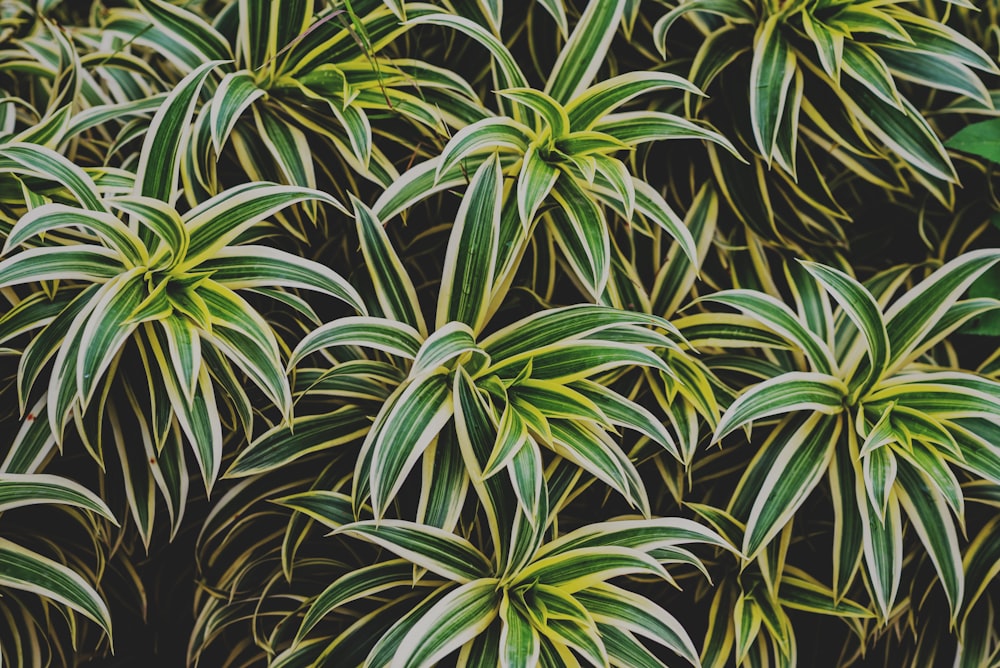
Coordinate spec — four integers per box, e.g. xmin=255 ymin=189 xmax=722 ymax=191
xmin=0 ymin=0 xmax=999 ymax=666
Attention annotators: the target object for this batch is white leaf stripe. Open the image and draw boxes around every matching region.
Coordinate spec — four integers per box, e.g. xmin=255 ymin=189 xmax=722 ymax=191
xmin=296 ymin=560 xmax=415 ymax=643
xmin=200 ymin=245 xmax=365 ymax=313
xmin=75 ymin=270 xmax=146 ymax=409
xmin=895 ymin=459 xmax=964 ymax=618
xmin=0 ymin=247 xmax=123 ymax=288
xmin=182 ymin=182 xmax=346 ymax=266
xmin=884 ymin=250 xmax=1000 ymax=371
xmin=406 ymin=13 xmax=528 ymax=91
xmin=482 ymin=304 xmax=674 ymax=362
xmin=435 ymin=117 xmax=531 ymax=179
xmin=0 ymin=143 xmax=107 ymax=212
xmin=512 ymin=547 xmax=669 ymax=593
xmin=800 ymin=261 xmax=888 ymax=396
xmin=702 ymin=290 xmax=837 ymax=374
xmin=575 ymin=583 xmax=701 ymax=666
xmin=567 ymin=71 xmax=703 ymax=130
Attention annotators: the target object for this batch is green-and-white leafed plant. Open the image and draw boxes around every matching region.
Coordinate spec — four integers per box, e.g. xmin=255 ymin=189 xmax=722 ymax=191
xmin=696 ymin=250 xmax=1000 ymax=629
xmin=0 ymin=61 xmax=364 ymax=544
xmin=1 ymin=0 xmax=999 ymax=665
xmin=654 ymin=0 xmax=999 ymax=241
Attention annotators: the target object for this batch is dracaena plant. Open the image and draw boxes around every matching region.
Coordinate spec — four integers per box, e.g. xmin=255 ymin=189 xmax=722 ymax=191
xmin=0 ymin=63 xmax=364 ymax=543
xmin=365 ymin=1 xmax=739 ymax=299
xmin=2 ymin=0 xmax=1000 ymax=664
xmin=101 ymin=0 xmax=485 ymax=203
xmin=210 ymin=146 xmax=729 ymax=666
xmin=689 ymin=249 xmax=1000 ymax=625
xmin=268 ymin=465 xmax=734 ymax=667
xmin=653 ymin=0 xmax=999 ymax=241
xmin=229 ymin=154 xmax=705 ymax=524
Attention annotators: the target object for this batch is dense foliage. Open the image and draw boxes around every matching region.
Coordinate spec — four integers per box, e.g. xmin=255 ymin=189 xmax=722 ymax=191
xmin=0 ymin=0 xmax=999 ymax=665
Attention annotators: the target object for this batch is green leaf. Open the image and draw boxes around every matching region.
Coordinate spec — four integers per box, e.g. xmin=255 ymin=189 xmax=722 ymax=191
xmin=438 ymin=154 xmax=502 ymax=332
xmin=567 ymin=71 xmax=703 ymax=130
xmin=200 ymin=246 xmax=365 ymax=314
xmin=857 ymin=463 xmax=903 ymax=620
xmin=436 ymin=117 xmax=531 ymax=180
xmin=895 ymin=457 xmax=964 ymax=619
xmin=296 ymin=559 xmax=415 ymax=643
xmin=0 ymin=247 xmax=123 ymax=288
xmin=841 ymin=42 xmax=901 ymax=110
xmin=880 ymin=48 xmax=991 ymax=108
xmin=273 ymin=490 xmax=354 ymax=530
xmin=513 ymin=546 xmax=669 ymax=593
xmin=352 ymin=195 xmax=427 ymax=335
xmin=548 ymin=419 xmax=650 ymax=515
xmin=0 ymin=142 xmax=106 ymax=212
xmin=453 ymin=367 xmax=520 ymax=573
xmin=417 ymin=430 xmax=468 ymax=532
xmin=500 ymin=590 xmax=540 ymax=667
xmin=0 ymin=473 xmax=116 ymax=522
xmin=412 ymin=322 xmax=484 ymax=378
xmin=210 ymin=71 xmax=265 ymax=154
xmin=713 ymin=372 xmax=847 ymax=441
xmin=290 ymin=316 xmax=422 ymax=367
xmin=946 ymin=118 xmax=1000 ymax=165
xmin=594 ymin=111 xmax=742 ymax=159
xmin=182 ymin=181 xmax=346 ymax=268
xmin=750 ymin=15 xmax=796 ymax=162
xmin=198 ymin=281 xmax=291 ymax=416
xmin=135 ymin=59 xmax=223 ymax=203
xmin=779 ymin=567 xmax=873 ymax=618
xmin=135 ymin=0 xmax=232 ymax=67
xmin=406 ymin=12 xmax=528 ymax=91
xmin=653 ymin=0 xmax=754 ymax=58
xmin=252 ymin=103 xmax=317 ymax=190
xmin=801 ymin=9 xmax=844 ymax=80
xmin=363 ymin=371 xmax=453 ymax=519
xmin=545 ymin=0 xmax=624 ymax=104
xmin=109 ymin=195 xmax=188 ymax=269
xmin=336 ymin=520 xmax=492 ymax=583
xmin=575 ymin=583 xmax=701 ymax=666
xmin=862 ymin=445 xmax=896 ymax=522
xmin=498 ymin=88 xmax=569 ymax=137
xmin=800 ymin=261 xmax=888 ymax=398
xmin=701 ymin=290 xmax=836 ymax=374
xmin=495 ymin=340 xmax=669 ymax=383
xmin=390 ymin=578 xmax=499 ymax=668
xmin=4 ymin=204 xmax=147 ymax=266
xmin=226 ymin=406 xmax=371 ymax=477
xmin=73 ymin=268 xmax=146 ymax=408
xmin=548 ymin=177 xmax=610 ymax=297
xmin=733 ymin=413 xmax=841 ymax=559
xmin=845 ymin=82 xmax=956 ymax=183
xmin=482 ymin=304 xmax=675 ymax=363
xmin=516 ymin=144 xmax=560 ymax=229
xmin=0 ymin=537 xmax=113 ymax=641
